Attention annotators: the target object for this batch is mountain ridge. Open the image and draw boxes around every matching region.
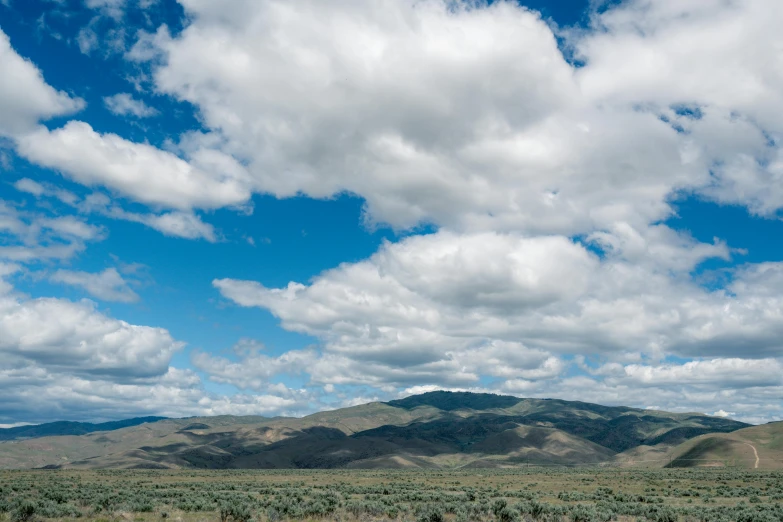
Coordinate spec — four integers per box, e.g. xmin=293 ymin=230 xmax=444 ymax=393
xmin=0 ymin=417 xmax=168 ymax=441
xmin=0 ymin=392 xmax=750 ymax=469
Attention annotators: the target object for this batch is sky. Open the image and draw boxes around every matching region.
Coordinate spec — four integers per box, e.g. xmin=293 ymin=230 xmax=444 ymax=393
xmin=0 ymin=0 xmax=782 ymax=426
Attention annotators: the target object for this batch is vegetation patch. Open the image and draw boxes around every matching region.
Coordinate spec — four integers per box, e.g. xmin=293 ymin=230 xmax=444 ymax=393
xmin=0 ymin=467 xmax=781 ymax=522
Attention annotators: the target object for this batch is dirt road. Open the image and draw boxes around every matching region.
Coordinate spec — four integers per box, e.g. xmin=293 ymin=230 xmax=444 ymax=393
xmin=743 ymin=442 xmax=759 ymax=468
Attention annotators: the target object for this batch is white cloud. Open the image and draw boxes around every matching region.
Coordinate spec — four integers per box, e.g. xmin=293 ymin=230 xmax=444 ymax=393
xmin=0 ymin=365 xmax=308 ymax=424
xmin=103 ymin=92 xmax=158 ymax=118
xmin=0 ymin=284 xmax=181 ymax=379
xmin=214 ymin=231 xmax=596 ymax=381
xmin=575 ymin=0 xmax=783 ymax=215
xmin=0 ymin=272 xmax=311 ymax=424
xmin=212 ymin=227 xmax=783 ymax=422
xmin=215 ymin=231 xmax=598 ymax=325
xmin=7 ymin=0 xmax=780 ymax=239
xmin=50 ymin=267 xmax=139 ymax=303
xmin=589 ymin=223 xmax=731 ymax=273
xmin=16 ymin=121 xmax=251 ymax=211
xmin=12 ymin=0 xmax=782 ymax=243
xmin=38 ymin=215 xmax=101 ymax=240
xmin=0 ymin=28 xmax=83 ymax=137
xmin=76 ymin=6 xmax=128 ymax=56
xmin=126 ymin=25 xmax=169 ymax=62
xmin=110 ymin=207 xmax=218 ymax=242
xmin=12 ymin=178 xmax=45 ymax=197
xmin=0 ymin=423 xmax=34 ymax=429
xmin=0 ymin=201 xmax=105 ymax=262
xmin=145 ymin=0 xmax=661 ymax=232
xmin=115 ymin=0 xmax=772 ymax=234
xmin=191 ymin=345 xmax=317 ymax=391
xmin=596 ymin=358 xmax=783 ymax=389
xmin=526 ymin=373 xmax=783 ymax=425
xmin=13 ymin=178 xmax=79 ymax=205
xmin=85 ymin=0 xmax=125 ymax=19
xmin=13 ymin=179 xmax=218 ymax=242
xmin=76 ymin=27 xmax=99 ymax=55
xmin=0 ymin=150 xmax=11 ymax=171
xmin=214 ymin=228 xmax=760 ymax=363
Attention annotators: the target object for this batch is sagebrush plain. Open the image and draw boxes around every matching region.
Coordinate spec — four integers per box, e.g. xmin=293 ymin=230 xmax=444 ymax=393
xmin=1 ymin=468 xmax=781 ymax=522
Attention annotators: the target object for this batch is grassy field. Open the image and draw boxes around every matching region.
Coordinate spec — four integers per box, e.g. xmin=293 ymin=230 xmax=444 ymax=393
xmin=0 ymin=468 xmax=781 ymax=522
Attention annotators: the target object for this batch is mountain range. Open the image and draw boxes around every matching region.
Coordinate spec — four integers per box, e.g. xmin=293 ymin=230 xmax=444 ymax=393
xmin=2 ymin=391 xmax=771 ymax=470
xmin=0 ymin=417 xmax=166 ymax=441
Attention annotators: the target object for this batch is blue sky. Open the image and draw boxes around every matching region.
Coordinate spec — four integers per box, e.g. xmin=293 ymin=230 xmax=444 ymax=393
xmin=1 ymin=0 xmax=782 ymax=425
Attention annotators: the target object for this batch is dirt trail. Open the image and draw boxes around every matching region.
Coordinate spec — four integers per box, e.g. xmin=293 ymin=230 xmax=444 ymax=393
xmin=743 ymin=442 xmax=759 ymax=468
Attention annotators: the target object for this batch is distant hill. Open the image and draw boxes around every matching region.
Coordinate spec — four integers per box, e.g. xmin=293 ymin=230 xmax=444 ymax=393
xmin=663 ymin=421 xmax=783 ymax=469
xmin=0 ymin=392 xmax=750 ymax=469
xmin=0 ymin=417 xmax=166 ymax=441
xmin=387 ymin=391 xmax=522 ymax=411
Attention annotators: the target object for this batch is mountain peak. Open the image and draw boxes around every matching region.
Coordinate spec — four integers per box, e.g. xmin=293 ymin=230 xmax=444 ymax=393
xmin=386 ymin=391 xmax=523 ymax=411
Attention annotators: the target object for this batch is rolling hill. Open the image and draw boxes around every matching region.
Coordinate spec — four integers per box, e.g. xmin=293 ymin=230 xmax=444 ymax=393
xmin=659 ymin=421 xmax=783 ymax=469
xmin=0 ymin=392 xmax=750 ymax=469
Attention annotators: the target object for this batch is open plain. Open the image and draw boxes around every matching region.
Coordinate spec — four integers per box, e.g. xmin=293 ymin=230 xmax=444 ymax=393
xmin=1 ymin=468 xmax=782 ymax=522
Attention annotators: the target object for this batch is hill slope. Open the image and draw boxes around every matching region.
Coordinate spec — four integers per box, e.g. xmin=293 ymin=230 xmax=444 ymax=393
xmin=663 ymin=421 xmax=783 ymax=469
xmin=0 ymin=392 xmax=749 ymax=469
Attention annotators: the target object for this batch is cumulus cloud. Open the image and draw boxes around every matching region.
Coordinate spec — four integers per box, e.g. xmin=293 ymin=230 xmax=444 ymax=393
xmin=574 ymin=0 xmax=783 ymax=216
xmin=105 ymin=0 xmax=768 ymax=235
xmin=0 ymin=365 xmax=309 ymax=424
xmin=594 ymin=358 xmax=783 ymax=389
xmin=11 ymin=0 xmax=782 ymax=236
xmin=213 ymin=228 xmax=783 ymax=420
xmin=103 ymin=92 xmax=159 ymax=118
xmin=0 ymin=28 xmax=83 ymax=137
xmin=531 ymin=373 xmax=783 ymax=425
xmin=9 ymin=0 xmax=783 ymax=234
xmin=16 ymin=121 xmax=251 ymax=211
xmin=138 ymin=0 xmax=651 ymax=232
xmin=0 ymin=270 xmax=312 ymax=424
xmin=0 ymin=291 xmax=181 ymax=378
xmin=214 ymin=228 xmax=764 ymax=363
xmin=192 ymin=344 xmax=317 ymax=391
xmin=50 ymin=267 xmax=140 ymax=303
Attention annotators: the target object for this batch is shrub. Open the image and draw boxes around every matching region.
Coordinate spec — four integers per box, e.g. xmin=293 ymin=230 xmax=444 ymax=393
xmin=647 ymin=505 xmax=677 ymax=522
xmin=417 ymin=505 xmax=445 ymax=522
xmin=492 ymin=499 xmax=508 ymax=517
xmin=220 ymin=502 xmax=253 ymax=522
xmin=11 ymin=500 xmax=37 ymax=522
xmin=497 ymin=506 xmax=520 ymax=522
